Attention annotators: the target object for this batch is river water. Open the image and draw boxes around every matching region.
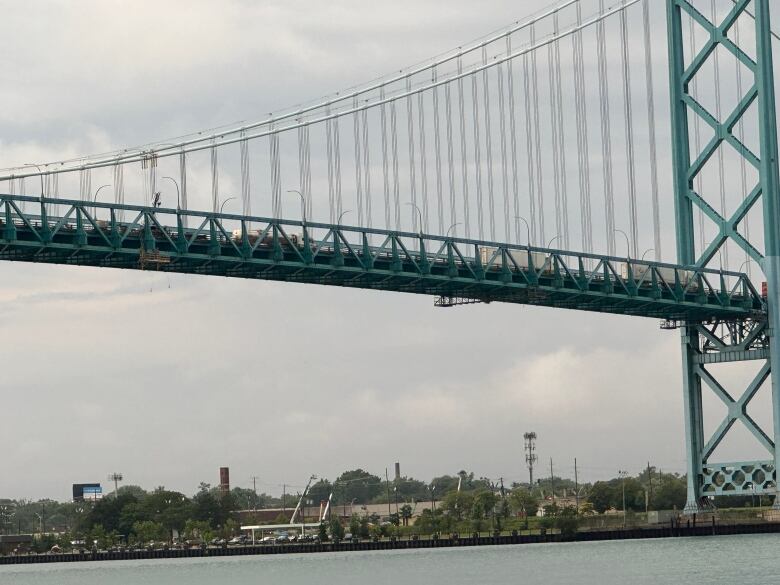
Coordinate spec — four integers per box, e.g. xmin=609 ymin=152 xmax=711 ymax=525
xmin=1 ymin=534 xmax=777 ymax=585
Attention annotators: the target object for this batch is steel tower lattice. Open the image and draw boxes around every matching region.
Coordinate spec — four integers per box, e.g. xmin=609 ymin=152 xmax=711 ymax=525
xmin=667 ymin=0 xmax=780 ymax=512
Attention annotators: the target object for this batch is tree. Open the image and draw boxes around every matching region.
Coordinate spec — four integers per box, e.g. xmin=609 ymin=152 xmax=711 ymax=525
xmin=116 ymin=485 xmax=148 ymax=500
xmin=509 ymin=488 xmax=539 ymax=518
xmin=472 ymin=490 xmax=498 ymax=520
xmin=308 ymin=480 xmax=333 ymax=505
xmin=393 ymin=477 xmax=429 ymax=502
xmin=400 ymin=504 xmax=413 ymax=526
xmin=359 ymin=516 xmax=370 ymax=538
xmin=184 ymin=519 xmax=213 ymax=542
xmin=333 ymin=470 xmax=382 ymax=504
xmin=349 ymin=514 xmax=361 ymax=536
xmin=191 ymin=490 xmax=221 ymax=528
xmin=651 ymin=476 xmax=686 ymax=510
xmin=133 ymin=520 xmax=166 ymax=544
xmin=144 ymin=491 xmax=191 ymax=538
xmin=588 ymin=481 xmax=615 ymax=514
xmin=442 ymin=491 xmax=474 ymax=521
xmin=231 ymin=487 xmax=263 ymax=511
xmin=329 ymin=518 xmax=345 ymax=541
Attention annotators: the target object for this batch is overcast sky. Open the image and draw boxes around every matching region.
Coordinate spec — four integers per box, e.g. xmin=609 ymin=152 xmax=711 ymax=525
xmin=0 ymin=0 xmax=774 ymax=501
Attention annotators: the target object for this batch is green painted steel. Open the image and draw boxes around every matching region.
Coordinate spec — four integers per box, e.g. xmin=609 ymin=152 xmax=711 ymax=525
xmin=667 ymin=0 xmax=780 ymax=510
xmin=0 ymin=194 xmax=763 ymax=322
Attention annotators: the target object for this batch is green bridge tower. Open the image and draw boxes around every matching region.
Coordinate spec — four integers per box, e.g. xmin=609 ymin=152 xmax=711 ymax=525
xmin=667 ymin=0 xmax=780 ymax=512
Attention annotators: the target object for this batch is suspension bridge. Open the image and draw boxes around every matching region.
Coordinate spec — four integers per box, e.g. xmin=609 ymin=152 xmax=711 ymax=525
xmin=1 ymin=0 xmax=779 ymax=514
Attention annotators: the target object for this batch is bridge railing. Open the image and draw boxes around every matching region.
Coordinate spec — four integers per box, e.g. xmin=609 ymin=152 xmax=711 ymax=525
xmin=0 ymin=194 xmax=765 ymax=319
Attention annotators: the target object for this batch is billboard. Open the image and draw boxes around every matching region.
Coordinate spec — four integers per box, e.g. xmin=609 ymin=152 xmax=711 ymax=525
xmin=73 ymin=483 xmax=103 ymax=502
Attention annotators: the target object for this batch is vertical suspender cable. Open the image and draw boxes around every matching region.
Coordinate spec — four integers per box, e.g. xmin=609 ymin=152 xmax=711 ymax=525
xmin=391 ymin=99 xmax=401 ymax=230
xmin=433 ymin=66 xmax=445 ymax=235
xmin=573 ymin=0 xmax=593 ymax=252
xmin=326 ymin=109 xmax=336 ymax=223
xmin=270 ymin=130 xmax=282 ymax=218
xmin=642 ymin=0 xmax=661 ymax=261
xmin=597 ymin=0 xmax=616 ymax=255
xmin=406 ymin=75 xmax=418 ymax=231
xmin=482 ymin=46 xmax=496 ymax=241
xmin=361 ymin=107 xmax=372 ymax=229
xmin=523 ymin=44 xmax=538 ymax=245
xmin=210 ymin=139 xmax=219 ymax=212
xmin=549 ymin=15 xmax=564 ymax=248
xmin=712 ymin=0 xmax=728 ymax=268
xmin=240 ymin=131 xmax=251 ymax=217
xmin=446 ymin=81 xmax=458 ymax=235
xmin=380 ymin=87 xmax=392 ymax=230
xmin=498 ymin=59 xmax=511 ymax=242
xmin=689 ymin=17 xmax=706 ymax=255
xmin=353 ymin=97 xmax=364 ymax=227
xmin=620 ymin=3 xmax=639 ymax=257
xmin=553 ymin=12 xmax=569 ymax=250
xmin=298 ymin=123 xmax=310 ymax=219
xmin=735 ymin=18 xmax=751 ymax=278
xmin=472 ymin=72 xmax=485 ymax=239
xmin=80 ymin=167 xmax=92 ymax=202
xmin=531 ymin=24 xmax=545 ymax=244
xmin=179 ymin=148 xmax=187 ymax=214
xmin=507 ymin=35 xmax=522 ymax=244
xmin=113 ymin=160 xmax=125 ymax=223
xmin=418 ymin=90 xmax=429 ymax=232
xmin=458 ymin=56 xmax=471 ymax=238
xmin=333 ymin=115 xmax=343 ymax=221
xmin=113 ymin=161 xmax=124 ymax=206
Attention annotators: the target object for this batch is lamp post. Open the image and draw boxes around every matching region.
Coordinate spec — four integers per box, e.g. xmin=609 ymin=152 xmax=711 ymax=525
xmin=162 ymin=176 xmax=181 ymax=210
xmin=515 ymin=216 xmax=532 ymax=246
xmin=641 ymin=248 xmax=655 ymax=262
xmin=406 ymin=202 xmax=424 ymax=236
xmin=337 ymin=209 xmax=352 ymax=225
xmin=445 ymin=223 xmax=462 ymax=238
xmin=93 ymin=184 xmax=111 ymax=218
xmin=287 ymin=190 xmax=307 ymax=224
xmin=546 ymin=235 xmax=562 ymax=249
xmin=219 ymin=197 xmax=238 ymax=215
xmin=614 ymin=229 xmax=631 ymax=260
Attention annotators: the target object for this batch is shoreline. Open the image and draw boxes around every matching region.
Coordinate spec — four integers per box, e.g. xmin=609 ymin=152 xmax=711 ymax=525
xmin=2 ymin=522 xmax=780 ymax=566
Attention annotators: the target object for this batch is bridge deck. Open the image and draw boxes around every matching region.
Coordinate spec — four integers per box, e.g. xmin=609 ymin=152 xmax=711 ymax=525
xmin=0 ymin=195 xmax=766 ymax=322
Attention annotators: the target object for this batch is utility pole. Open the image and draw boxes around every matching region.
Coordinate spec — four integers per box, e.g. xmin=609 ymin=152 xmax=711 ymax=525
xmin=647 ymin=462 xmax=653 ymax=508
xmin=385 ymin=469 xmax=392 ymax=519
xmin=619 ymin=470 xmax=628 ymax=527
xmin=574 ymin=458 xmax=579 ymax=512
xmin=251 ymin=476 xmax=259 ymax=514
xmin=282 ymin=484 xmax=287 ymax=515
xmin=524 ymin=432 xmax=538 ymax=488
xmin=550 ymin=458 xmax=555 ymax=503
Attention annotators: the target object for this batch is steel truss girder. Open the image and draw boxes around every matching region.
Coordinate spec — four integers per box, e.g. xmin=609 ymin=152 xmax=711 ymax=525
xmin=668 ymin=0 xmax=780 ymax=511
xmin=0 ymin=194 xmax=764 ymax=322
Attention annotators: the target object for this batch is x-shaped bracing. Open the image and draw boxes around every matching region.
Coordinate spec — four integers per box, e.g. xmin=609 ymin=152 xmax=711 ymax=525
xmin=676 ymin=0 xmax=765 ymax=268
xmin=698 ymin=361 xmax=773 ymax=461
